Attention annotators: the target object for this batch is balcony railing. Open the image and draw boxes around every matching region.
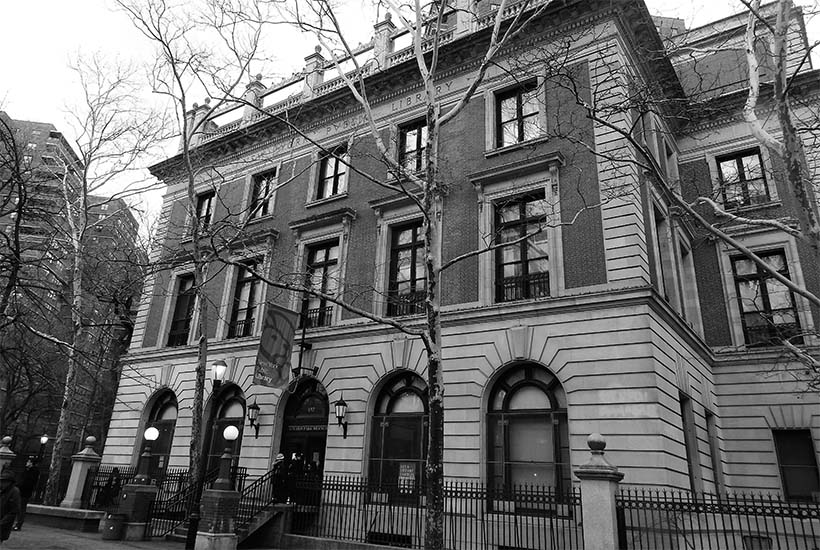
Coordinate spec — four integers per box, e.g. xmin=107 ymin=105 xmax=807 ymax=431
xmin=226 ymin=317 xmax=255 ymax=339
xmin=167 ymin=318 xmax=192 ymax=347
xmin=745 ymin=321 xmax=802 ymax=347
xmin=496 ymin=272 xmax=550 ymax=303
xmin=299 ymin=305 xmax=333 ymax=328
xmin=387 ymin=290 xmax=425 ymax=317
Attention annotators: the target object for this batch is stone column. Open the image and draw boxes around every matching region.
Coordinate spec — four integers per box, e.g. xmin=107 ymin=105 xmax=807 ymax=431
xmin=574 ymin=434 xmax=624 ymax=550
xmin=195 ymin=447 xmax=240 ymax=550
xmin=0 ymin=436 xmax=15 ymax=473
xmin=60 ymin=436 xmax=101 ymax=508
xmin=118 ymin=444 xmax=158 ymax=541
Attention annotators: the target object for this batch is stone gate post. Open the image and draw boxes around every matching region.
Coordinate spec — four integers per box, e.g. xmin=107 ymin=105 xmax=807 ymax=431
xmin=574 ymin=434 xmax=624 ymax=550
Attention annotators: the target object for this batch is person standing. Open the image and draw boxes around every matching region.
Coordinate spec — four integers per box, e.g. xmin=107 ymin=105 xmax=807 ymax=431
xmin=0 ymin=470 xmax=21 ymax=543
xmin=14 ymin=458 xmax=39 ymax=530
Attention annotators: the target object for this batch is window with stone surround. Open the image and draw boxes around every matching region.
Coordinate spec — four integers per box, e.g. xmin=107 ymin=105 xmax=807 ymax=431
xmin=315 ymin=146 xmax=348 ymax=201
xmin=387 ymin=220 xmax=425 ymax=316
xmin=167 ymin=274 xmax=195 ymax=347
xmin=730 ymin=250 xmax=802 ymax=347
xmin=300 ymin=241 xmax=339 ymax=328
xmin=495 ymin=81 xmax=543 ymax=148
xmin=772 ymin=429 xmax=820 ymax=501
xmin=494 ymin=190 xmax=550 ymax=303
xmin=399 ymin=119 xmax=427 ymax=172
xmin=250 ymin=168 xmax=276 ymax=220
xmin=227 ymin=260 xmax=262 ymax=338
xmin=717 ymin=149 xmax=770 ymax=209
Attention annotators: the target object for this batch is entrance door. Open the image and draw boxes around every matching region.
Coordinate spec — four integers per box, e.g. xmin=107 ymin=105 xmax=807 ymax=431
xmin=279 ymin=379 xmax=329 ymax=478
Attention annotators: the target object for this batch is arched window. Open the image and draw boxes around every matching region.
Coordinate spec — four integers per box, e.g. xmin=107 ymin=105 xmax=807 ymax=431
xmin=369 ymin=372 xmax=428 ymax=495
xmin=206 ymin=385 xmax=245 ymax=472
xmin=487 ymin=364 xmax=570 ymax=493
xmin=142 ymin=390 xmax=178 ymax=476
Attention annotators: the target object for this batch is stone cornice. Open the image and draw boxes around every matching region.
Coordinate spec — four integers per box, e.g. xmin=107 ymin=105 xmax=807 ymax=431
xmin=288 ymin=207 xmax=357 ymax=234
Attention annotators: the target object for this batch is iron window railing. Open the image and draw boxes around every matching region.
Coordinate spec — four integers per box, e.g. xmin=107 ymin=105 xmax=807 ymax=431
xmin=387 ymin=290 xmax=425 ymax=316
xmin=496 ymin=272 xmax=550 ymax=303
xmin=299 ymin=306 xmax=333 ymax=328
xmin=226 ymin=317 xmax=255 ymax=339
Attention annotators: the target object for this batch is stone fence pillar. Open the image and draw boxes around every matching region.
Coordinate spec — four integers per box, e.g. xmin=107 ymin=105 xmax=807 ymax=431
xmin=0 ymin=436 xmax=15 ymax=473
xmin=574 ymin=433 xmax=624 ymax=550
xmin=61 ymin=436 xmax=101 ymax=508
xmin=196 ymin=447 xmax=240 ymax=550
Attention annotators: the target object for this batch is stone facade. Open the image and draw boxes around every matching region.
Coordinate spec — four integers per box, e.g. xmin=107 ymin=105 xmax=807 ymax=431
xmin=102 ymin=0 xmax=820 ymax=500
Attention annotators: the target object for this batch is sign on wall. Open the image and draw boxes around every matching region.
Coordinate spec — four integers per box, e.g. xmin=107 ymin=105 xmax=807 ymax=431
xmin=253 ymin=302 xmax=299 ymax=388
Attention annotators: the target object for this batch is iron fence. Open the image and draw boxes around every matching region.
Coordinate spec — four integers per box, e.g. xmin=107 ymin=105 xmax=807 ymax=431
xmin=145 ymin=465 xmax=248 ymax=539
xmin=291 ymin=476 xmax=583 ymax=550
xmin=81 ymin=465 xmax=137 ymax=510
xmin=616 ymin=489 xmax=820 ymax=550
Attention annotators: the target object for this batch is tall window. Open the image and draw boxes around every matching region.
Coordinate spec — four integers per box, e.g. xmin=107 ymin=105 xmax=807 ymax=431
xmin=731 ymin=250 xmax=801 ymax=346
xmin=316 ymin=146 xmax=347 ymax=200
xmin=206 ymin=386 xmax=245 ymax=473
xmin=772 ymin=429 xmax=820 ymax=501
xmin=496 ymin=82 xmax=542 ymax=148
xmin=300 ymin=241 xmax=339 ymax=328
xmin=399 ymin=120 xmax=427 ymax=172
xmin=167 ymin=274 xmax=195 ymax=347
xmin=250 ymin=169 xmax=276 ymax=219
xmin=487 ymin=364 xmax=570 ymax=495
xmin=495 ymin=191 xmax=550 ymax=302
xmin=679 ymin=393 xmax=703 ymax=493
xmin=369 ymin=373 xmax=428 ymax=499
xmin=388 ymin=221 xmax=425 ymax=316
xmin=717 ymin=149 xmax=769 ymax=209
xmin=193 ymin=191 xmax=215 ymax=234
xmin=228 ymin=261 xmax=261 ymax=338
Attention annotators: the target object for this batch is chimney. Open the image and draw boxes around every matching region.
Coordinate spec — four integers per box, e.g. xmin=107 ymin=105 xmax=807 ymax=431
xmin=243 ymin=74 xmax=267 ymax=122
xmin=373 ymin=12 xmax=396 ymax=69
xmin=302 ymin=46 xmax=326 ymax=99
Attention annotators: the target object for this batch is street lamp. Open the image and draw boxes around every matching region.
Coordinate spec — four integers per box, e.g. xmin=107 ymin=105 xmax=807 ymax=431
xmin=185 ymin=360 xmax=228 ymax=550
xmin=134 ymin=427 xmax=159 ymax=485
xmin=247 ymin=399 xmax=261 ymax=439
xmin=38 ymin=434 xmax=48 ymax=462
xmin=334 ymin=394 xmax=349 ymax=439
xmin=212 ymin=426 xmax=239 ymax=491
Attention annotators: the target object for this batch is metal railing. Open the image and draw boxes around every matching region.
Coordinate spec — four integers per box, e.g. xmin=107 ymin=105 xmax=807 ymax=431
xmin=299 ymin=306 xmax=333 ymax=328
xmin=290 ymin=476 xmax=583 ymax=550
xmin=387 ymin=290 xmax=425 ymax=317
xmin=496 ymin=272 xmax=550 ymax=302
xmin=616 ymin=489 xmax=820 ymax=550
xmin=146 ymin=466 xmax=248 ymax=539
xmin=227 ymin=317 xmax=255 ymax=339
xmin=81 ymin=465 xmax=137 ymax=510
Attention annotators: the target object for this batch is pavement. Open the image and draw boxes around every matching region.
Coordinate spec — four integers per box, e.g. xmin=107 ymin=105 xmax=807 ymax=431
xmin=0 ymin=524 xmax=183 ymax=550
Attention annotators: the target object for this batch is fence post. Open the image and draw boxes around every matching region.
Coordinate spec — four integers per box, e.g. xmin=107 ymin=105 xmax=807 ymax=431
xmin=574 ymin=434 xmax=624 ymax=550
xmin=60 ymin=436 xmax=101 ymax=508
xmin=0 ymin=436 xmax=15 ymax=473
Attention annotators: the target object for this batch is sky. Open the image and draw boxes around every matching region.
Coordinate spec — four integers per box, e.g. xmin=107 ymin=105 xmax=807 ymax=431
xmin=0 ymin=0 xmax=815 ymax=220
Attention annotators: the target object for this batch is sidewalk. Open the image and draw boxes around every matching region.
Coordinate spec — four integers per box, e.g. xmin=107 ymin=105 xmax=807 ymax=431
xmin=0 ymin=524 xmax=183 ymax=550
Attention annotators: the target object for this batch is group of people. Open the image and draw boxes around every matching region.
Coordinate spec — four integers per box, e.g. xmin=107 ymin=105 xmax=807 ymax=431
xmin=0 ymin=458 xmax=40 ymax=542
xmin=271 ymin=451 xmax=322 ymax=504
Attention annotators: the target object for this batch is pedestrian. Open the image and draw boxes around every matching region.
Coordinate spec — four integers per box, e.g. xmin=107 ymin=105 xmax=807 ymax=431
xmin=272 ymin=453 xmax=286 ymax=503
xmin=13 ymin=458 xmax=39 ymax=530
xmin=99 ymin=467 xmax=122 ymax=508
xmin=0 ymin=470 xmax=21 ymax=543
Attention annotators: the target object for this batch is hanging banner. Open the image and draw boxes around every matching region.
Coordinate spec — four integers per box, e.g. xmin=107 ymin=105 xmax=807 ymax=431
xmin=253 ymin=302 xmax=299 ymax=388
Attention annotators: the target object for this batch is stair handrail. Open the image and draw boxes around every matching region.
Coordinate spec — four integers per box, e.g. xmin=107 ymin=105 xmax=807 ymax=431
xmin=234 ymin=467 xmax=279 ymax=531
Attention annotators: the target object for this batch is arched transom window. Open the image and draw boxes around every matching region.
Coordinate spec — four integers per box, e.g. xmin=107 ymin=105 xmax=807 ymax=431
xmin=369 ymin=372 xmax=428 ymax=493
xmin=487 ymin=364 xmax=570 ymax=492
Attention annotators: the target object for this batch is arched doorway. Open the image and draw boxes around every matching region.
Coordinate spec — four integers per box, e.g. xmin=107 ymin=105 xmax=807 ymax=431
xmin=205 ymin=384 xmax=245 ymax=473
xmin=141 ymin=390 xmax=178 ymax=478
xmin=279 ymin=378 xmax=329 ymax=476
